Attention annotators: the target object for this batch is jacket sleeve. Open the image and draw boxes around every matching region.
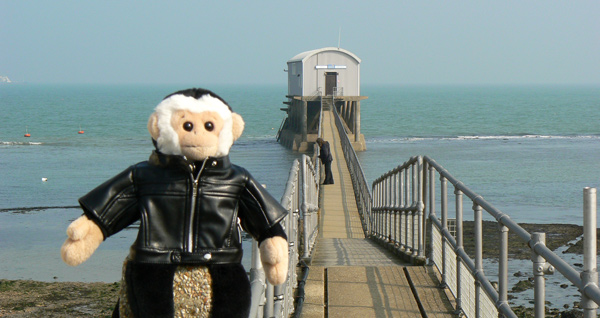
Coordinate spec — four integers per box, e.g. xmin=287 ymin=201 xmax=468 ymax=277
xmin=78 ymin=165 xmax=141 ymax=239
xmin=238 ymin=172 xmax=288 ymax=242
xmin=320 ymin=143 xmax=332 ymax=162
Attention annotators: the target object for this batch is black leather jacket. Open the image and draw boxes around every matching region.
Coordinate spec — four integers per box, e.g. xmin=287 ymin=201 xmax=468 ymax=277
xmin=79 ymin=151 xmax=288 ymax=265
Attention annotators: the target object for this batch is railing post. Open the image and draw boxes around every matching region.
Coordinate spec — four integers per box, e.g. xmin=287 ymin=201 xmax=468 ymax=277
xmin=531 ymin=232 xmax=547 ymax=318
xmin=383 ymin=176 xmax=392 ymax=240
xmin=474 ymin=203 xmax=483 ymax=318
xmin=400 ymin=169 xmax=405 ymax=249
xmin=417 ymin=157 xmax=424 ymax=258
xmin=441 ymin=175 xmax=448 ymax=284
xmin=377 ymin=181 xmax=382 ymax=239
xmin=404 ymin=169 xmax=410 ymax=251
xmin=582 ymin=187 xmax=598 ymax=318
xmin=301 ymin=156 xmax=310 ymax=259
xmin=498 ymin=223 xmax=509 ymax=317
xmin=454 ymin=188 xmax=464 ymax=315
xmin=427 ymin=165 xmax=436 ymax=265
xmin=377 ymin=182 xmax=381 ymax=239
xmin=394 ymin=172 xmax=399 ymax=245
xmin=249 ymin=240 xmax=266 ymax=318
xmin=264 ymin=283 xmax=274 ymax=318
xmin=412 ymin=162 xmax=418 ymax=257
xmin=421 ymin=157 xmax=431 ymax=257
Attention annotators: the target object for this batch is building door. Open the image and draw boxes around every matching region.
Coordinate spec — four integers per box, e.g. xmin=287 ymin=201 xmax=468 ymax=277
xmin=325 ymin=72 xmax=337 ymax=96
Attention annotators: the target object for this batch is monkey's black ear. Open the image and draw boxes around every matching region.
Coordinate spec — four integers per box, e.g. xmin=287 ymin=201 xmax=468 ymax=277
xmin=148 ymin=113 xmax=160 ymax=140
xmin=232 ymin=113 xmax=244 ymax=141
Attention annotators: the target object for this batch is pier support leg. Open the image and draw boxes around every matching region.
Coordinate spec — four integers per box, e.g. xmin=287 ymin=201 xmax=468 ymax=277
xmin=301 ymin=101 xmax=307 ymax=143
xmin=355 ymin=101 xmax=361 ymax=143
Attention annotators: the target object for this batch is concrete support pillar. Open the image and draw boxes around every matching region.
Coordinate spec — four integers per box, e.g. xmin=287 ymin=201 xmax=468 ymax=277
xmin=350 ymin=101 xmax=356 ymax=133
xmin=355 ymin=101 xmax=361 ymax=142
xmin=301 ymin=100 xmax=307 ymax=142
xmin=292 ymin=102 xmax=298 ymax=132
xmin=343 ymin=101 xmax=349 ymax=124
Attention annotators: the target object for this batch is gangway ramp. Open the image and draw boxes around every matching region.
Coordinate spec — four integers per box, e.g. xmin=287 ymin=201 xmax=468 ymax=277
xmin=301 ymin=109 xmax=455 ymax=317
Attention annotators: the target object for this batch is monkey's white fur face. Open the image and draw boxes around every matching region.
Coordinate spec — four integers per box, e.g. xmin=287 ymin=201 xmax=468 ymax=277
xmin=149 ymin=94 xmax=243 ymax=160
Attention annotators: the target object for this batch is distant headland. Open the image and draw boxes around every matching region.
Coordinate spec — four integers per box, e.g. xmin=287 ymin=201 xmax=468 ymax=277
xmin=0 ymin=75 xmax=12 ymax=83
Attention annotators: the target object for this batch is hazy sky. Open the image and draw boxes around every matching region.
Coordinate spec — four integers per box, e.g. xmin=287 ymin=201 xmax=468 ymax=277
xmin=2 ymin=1 xmax=599 ymax=85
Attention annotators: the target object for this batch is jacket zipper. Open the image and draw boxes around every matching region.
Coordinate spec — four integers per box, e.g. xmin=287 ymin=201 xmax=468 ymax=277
xmin=187 ymin=159 xmax=208 ymax=253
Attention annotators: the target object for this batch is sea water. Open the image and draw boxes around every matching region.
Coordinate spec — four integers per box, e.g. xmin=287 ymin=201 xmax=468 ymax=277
xmin=1 ymin=84 xmax=599 ymax=289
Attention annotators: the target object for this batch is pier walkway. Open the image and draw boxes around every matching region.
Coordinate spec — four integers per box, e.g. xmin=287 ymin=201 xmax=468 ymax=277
xmin=300 ymin=110 xmax=455 ymax=318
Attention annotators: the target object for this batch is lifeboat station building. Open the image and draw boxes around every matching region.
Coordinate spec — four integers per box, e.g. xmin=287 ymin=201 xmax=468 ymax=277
xmin=277 ymin=47 xmax=367 ymax=152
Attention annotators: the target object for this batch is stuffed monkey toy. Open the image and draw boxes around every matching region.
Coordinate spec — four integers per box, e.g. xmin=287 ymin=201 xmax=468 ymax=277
xmin=61 ymin=88 xmax=289 ymax=318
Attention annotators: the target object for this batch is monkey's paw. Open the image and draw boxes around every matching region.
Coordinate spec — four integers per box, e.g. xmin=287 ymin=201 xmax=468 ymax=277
xmin=61 ymin=215 xmax=104 ymax=266
xmin=260 ymin=236 xmax=289 ymax=286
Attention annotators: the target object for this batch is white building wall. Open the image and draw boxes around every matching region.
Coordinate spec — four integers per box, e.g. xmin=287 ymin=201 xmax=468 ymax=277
xmin=287 ymin=48 xmax=361 ymax=97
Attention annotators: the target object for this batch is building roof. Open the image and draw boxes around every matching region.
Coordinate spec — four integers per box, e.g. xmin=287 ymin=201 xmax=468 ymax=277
xmin=288 ymin=47 xmax=361 ymax=64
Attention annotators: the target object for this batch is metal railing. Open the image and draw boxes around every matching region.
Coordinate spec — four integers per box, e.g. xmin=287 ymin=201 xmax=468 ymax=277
xmin=371 ymin=156 xmax=426 ymax=264
xmin=331 ymin=104 xmax=371 ymax=235
xmin=369 ymin=155 xmax=600 ymax=318
xmin=333 ymin=87 xmax=343 ymax=97
xmin=249 ymin=152 xmax=320 ymax=318
xmin=301 ymin=153 xmax=320 ymax=260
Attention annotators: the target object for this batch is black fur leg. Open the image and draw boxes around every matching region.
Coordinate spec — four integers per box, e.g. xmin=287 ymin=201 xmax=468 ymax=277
xmin=126 ymin=262 xmax=177 ymax=318
xmin=112 ymin=299 xmax=120 ymax=318
xmin=209 ymin=264 xmax=251 ymax=318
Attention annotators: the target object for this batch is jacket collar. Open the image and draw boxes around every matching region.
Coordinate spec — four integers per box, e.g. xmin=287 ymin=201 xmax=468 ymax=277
xmin=149 ymin=151 xmax=231 ymax=171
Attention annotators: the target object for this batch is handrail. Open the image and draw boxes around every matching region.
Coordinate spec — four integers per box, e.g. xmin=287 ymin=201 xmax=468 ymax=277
xmin=370 ymin=155 xmax=600 ymax=318
xmin=331 ymin=103 xmax=372 ymax=235
xmin=249 ymin=152 xmax=320 ymax=317
xmin=276 ymin=117 xmax=287 ymax=142
xmin=301 ymin=153 xmax=320 ymax=260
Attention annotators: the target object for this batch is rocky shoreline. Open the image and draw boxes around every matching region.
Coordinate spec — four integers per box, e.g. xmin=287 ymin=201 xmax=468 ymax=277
xmin=0 ymin=280 xmax=117 ymax=317
xmin=1 ymin=222 xmax=598 ymax=317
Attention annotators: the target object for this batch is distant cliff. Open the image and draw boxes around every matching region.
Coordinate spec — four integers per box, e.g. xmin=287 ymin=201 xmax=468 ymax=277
xmin=0 ymin=76 xmax=12 ymax=83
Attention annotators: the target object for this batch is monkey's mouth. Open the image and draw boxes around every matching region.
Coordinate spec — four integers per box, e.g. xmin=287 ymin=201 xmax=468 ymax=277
xmin=181 ymin=145 xmax=217 ymax=159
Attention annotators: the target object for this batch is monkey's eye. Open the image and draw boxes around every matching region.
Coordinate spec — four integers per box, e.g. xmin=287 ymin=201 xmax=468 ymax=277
xmin=204 ymin=122 xmax=214 ymax=131
xmin=183 ymin=122 xmax=194 ymax=132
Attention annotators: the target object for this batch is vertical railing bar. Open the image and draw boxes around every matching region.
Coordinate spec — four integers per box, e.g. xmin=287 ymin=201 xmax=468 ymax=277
xmin=405 ymin=168 xmax=410 ymax=251
xmin=394 ymin=172 xmax=399 ymax=245
xmin=380 ymin=180 xmax=384 ymax=240
xmin=400 ymin=169 xmax=405 ymax=248
xmin=380 ymin=181 xmax=383 ymax=239
xmin=441 ymin=175 xmax=448 ymax=286
xmin=531 ymin=232 xmax=546 ymax=318
xmin=422 ymin=160 xmax=429 ymax=256
xmin=429 ymin=165 xmax=436 ymax=217
xmin=454 ymin=188 xmax=464 ymax=315
xmin=410 ymin=163 xmax=419 ymax=257
xmin=388 ymin=175 xmax=392 ymax=242
xmin=428 ymin=165 xmax=436 ymax=264
xmin=582 ymin=187 xmax=598 ymax=318
xmin=417 ymin=157 xmax=424 ymax=258
xmin=499 ymin=223 xmax=509 ymax=316
xmin=474 ymin=203 xmax=483 ymax=318
xmin=375 ymin=182 xmax=379 ymax=239
xmin=384 ymin=177 xmax=388 ymax=241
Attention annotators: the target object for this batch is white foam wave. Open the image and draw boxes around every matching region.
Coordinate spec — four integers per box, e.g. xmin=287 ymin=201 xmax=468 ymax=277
xmin=0 ymin=141 xmax=43 ymax=146
xmin=454 ymin=134 xmax=600 ymax=141
xmin=369 ymin=135 xmax=600 ymax=143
